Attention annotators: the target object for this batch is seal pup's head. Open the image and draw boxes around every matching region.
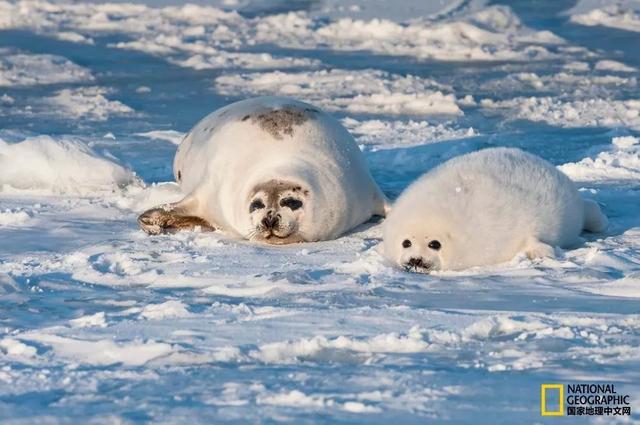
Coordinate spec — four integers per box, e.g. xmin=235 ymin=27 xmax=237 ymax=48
xmin=246 ymin=179 xmax=310 ymax=244
xmin=383 ymin=214 xmax=456 ymax=273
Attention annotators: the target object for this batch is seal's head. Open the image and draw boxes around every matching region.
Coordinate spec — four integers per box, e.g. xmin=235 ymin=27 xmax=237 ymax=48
xmin=383 ymin=215 xmax=456 ymax=273
xmin=246 ymin=179 xmax=310 ymax=244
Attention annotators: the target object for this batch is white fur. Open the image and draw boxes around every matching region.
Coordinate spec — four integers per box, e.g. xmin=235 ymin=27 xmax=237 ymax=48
xmin=383 ymin=148 xmax=608 ymax=272
xmin=173 ymin=96 xmax=386 ymax=242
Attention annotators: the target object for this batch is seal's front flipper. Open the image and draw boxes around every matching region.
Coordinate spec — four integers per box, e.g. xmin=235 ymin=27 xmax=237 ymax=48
xmin=138 ymin=196 xmax=215 ymax=235
xmin=523 ymin=238 xmax=555 ymax=260
xmin=382 ymin=196 xmax=393 ymax=216
xmin=373 ymin=191 xmax=392 ymax=217
xmin=137 ymin=208 xmax=214 ymax=235
xmin=583 ymin=199 xmax=608 ymax=233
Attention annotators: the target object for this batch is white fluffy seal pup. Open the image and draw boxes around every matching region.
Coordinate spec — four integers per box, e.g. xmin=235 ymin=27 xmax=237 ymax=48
xmin=138 ymin=96 xmax=387 ymax=244
xmin=383 ymin=147 xmax=608 ymax=272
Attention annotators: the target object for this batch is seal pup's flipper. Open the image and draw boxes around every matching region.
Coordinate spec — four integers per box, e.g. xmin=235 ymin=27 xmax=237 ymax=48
xmin=523 ymin=237 xmax=555 ymax=260
xmin=583 ymin=199 xmax=608 ymax=233
xmin=138 ymin=196 xmax=215 ymax=235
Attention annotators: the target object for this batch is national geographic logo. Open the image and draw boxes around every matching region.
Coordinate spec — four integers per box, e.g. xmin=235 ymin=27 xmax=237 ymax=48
xmin=541 ymin=383 xmax=632 ymax=417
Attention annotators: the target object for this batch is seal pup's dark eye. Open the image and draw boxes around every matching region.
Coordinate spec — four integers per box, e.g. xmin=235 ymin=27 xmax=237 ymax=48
xmin=428 ymin=240 xmax=441 ymax=250
xmin=249 ymin=199 xmax=265 ymax=212
xmin=402 ymin=239 xmax=412 ymax=248
xmin=280 ymin=197 xmax=303 ymax=211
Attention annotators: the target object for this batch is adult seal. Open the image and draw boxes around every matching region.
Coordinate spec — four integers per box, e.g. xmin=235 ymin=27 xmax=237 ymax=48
xmin=138 ymin=96 xmax=388 ymax=244
xmin=383 ymin=147 xmax=608 ymax=272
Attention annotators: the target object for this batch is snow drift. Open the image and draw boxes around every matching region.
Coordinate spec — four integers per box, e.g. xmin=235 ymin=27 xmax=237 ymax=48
xmin=0 ymin=136 xmax=139 ymax=195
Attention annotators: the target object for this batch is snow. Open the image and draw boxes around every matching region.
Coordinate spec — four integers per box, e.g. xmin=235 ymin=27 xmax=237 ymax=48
xmin=254 ymin=5 xmax=566 ymax=61
xmin=595 ymin=59 xmax=637 ymax=72
xmin=559 ymin=135 xmax=640 ymax=181
xmin=136 ymin=130 xmax=185 ymax=145
xmin=577 ymin=273 xmax=640 ymax=298
xmin=69 ymin=312 xmax=108 ymax=328
xmin=481 ymin=97 xmax=640 ymax=130
xmin=343 ymin=118 xmax=476 ymax=150
xmin=44 ymin=87 xmax=135 ymax=121
xmin=0 ymin=94 xmax=14 ymax=104
xmin=19 ymin=333 xmax=174 ymax=366
xmin=570 ymin=2 xmax=640 ymax=32
xmin=0 ymin=1 xmax=571 ymax=63
xmin=481 ymin=70 xmax=638 ymax=99
xmin=1 ymin=0 xmax=640 ymax=423
xmin=0 ymin=136 xmax=139 ymax=195
xmin=311 ymin=0 xmax=475 ymax=22
xmin=0 ymin=51 xmax=93 ymax=86
xmin=0 ymin=208 xmax=31 ymax=226
xmin=139 ymin=300 xmax=192 ymax=320
xmin=54 ymin=31 xmax=95 ymax=44
xmin=252 ymin=326 xmax=430 ymax=364
xmin=215 ymin=69 xmax=462 ymax=116
xmin=257 ymin=390 xmax=329 ymax=408
xmin=0 ymin=338 xmax=37 ymax=358
xmin=173 ymin=52 xmax=320 ymax=71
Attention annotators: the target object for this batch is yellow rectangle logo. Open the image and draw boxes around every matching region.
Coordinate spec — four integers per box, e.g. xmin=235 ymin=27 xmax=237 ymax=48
xmin=541 ymin=384 xmax=564 ymax=416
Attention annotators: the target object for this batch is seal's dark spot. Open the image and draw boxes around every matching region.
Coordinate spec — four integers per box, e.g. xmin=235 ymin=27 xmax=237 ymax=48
xmin=242 ymin=115 xmax=251 ymax=121
xmin=305 ymin=107 xmax=319 ymax=113
xmin=252 ymin=107 xmax=309 ymax=139
xmin=177 ymin=171 xmax=182 ymax=181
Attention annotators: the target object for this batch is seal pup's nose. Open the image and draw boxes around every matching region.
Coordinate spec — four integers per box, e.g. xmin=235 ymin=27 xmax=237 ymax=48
xmin=405 ymin=257 xmax=433 ymax=273
xmin=408 ymin=257 xmax=424 ymax=268
xmin=261 ymin=210 xmax=280 ymax=230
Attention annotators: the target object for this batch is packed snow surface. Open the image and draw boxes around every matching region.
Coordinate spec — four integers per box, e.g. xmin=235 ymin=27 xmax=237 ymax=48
xmin=570 ymin=1 xmax=640 ymax=32
xmin=1 ymin=0 xmax=640 ymax=424
xmin=0 ymin=50 xmax=94 ymax=86
xmin=214 ymin=69 xmax=462 ymax=115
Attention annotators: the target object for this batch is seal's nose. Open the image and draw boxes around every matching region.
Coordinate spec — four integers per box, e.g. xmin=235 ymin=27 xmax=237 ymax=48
xmin=261 ymin=210 xmax=280 ymax=230
xmin=408 ymin=257 xmax=424 ymax=267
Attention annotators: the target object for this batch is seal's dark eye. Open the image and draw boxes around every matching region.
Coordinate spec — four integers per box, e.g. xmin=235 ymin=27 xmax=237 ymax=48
xmin=249 ymin=199 xmax=265 ymax=212
xmin=402 ymin=239 xmax=412 ymax=248
xmin=280 ymin=197 xmax=303 ymax=211
xmin=428 ymin=240 xmax=441 ymax=251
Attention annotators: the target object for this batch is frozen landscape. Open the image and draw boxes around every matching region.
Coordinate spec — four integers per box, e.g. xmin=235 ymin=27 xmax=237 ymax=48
xmin=1 ymin=0 xmax=640 ymax=423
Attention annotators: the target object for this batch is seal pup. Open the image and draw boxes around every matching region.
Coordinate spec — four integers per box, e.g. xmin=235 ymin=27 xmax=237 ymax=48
xmin=383 ymin=147 xmax=608 ymax=272
xmin=139 ymin=96 xmax=388 ymax=243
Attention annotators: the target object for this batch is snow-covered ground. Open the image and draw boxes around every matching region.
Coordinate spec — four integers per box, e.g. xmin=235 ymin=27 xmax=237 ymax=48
xmin=1 ymin=0 xmax=640 ymax=423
